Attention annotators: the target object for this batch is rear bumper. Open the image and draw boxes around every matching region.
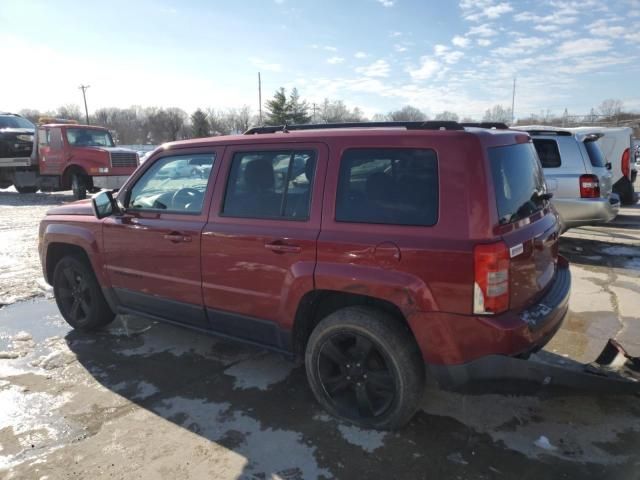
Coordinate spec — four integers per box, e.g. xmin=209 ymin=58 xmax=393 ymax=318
xmin=552 ymin=196 xmax=619 ymax=230
xmin=412 ymin=256 xmax=571 ymax=366
xmin=92 ymin=175 xmax=130 ymax=190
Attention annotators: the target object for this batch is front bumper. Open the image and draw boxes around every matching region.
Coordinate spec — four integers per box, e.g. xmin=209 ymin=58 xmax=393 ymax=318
xmin=92 ymin=175 xmax=130 ymax=190
xmin=553 ymin=196 xmax=619 ymax=230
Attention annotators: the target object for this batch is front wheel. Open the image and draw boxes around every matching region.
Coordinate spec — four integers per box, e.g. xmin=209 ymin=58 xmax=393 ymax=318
xmin=53 ymin=255 xmax=115 ymax=331
xmin=305 ymin=306 xmax=425 ymax=430
xmin=15 ymin=186 xmax=38 ymax=194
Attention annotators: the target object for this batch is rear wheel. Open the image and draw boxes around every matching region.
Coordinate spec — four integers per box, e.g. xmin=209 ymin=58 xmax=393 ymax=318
xmin=53 ymin=255 xmax=115 ymax=331
xmin=305 ymin=306 xmax=425 ymax=430
xmin=15 ymin=186 xmax=38 ymax=194
xmin=71 ymin=173 xmax=87 ymax=200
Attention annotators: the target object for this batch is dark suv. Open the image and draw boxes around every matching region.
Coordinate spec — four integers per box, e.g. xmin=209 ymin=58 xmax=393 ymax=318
xmin=39 ymin=122 xmax=571 ymax=429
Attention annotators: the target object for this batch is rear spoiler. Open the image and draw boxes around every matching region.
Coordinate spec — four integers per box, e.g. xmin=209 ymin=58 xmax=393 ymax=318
xmin=523 ymin=130 xmax=572 ymax=136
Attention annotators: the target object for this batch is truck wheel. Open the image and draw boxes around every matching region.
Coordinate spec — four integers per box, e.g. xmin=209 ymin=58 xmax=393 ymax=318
xmin=15 ymin=186 xmax=38 ymax=194
xmin=71 ymin=174 xmax=87 ymax=200
xmin=53 ymin=255 xmax=115 ymax=331
xmin=305 ymin=306 xmax=425 ymax=430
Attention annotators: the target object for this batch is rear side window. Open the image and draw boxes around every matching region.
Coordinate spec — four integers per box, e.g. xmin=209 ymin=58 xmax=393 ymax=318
xmin=489 ymin=143 xmax=547 ymax=225
xmin=584 ymin=140 xmax=606 ymax=168
xmin=222 ymin=150 xmax=316 ymax=220
xmin=532 ymin=139 xmax=561 ymax=168
xmin=336 ymin=148 xmax=438 ymax=226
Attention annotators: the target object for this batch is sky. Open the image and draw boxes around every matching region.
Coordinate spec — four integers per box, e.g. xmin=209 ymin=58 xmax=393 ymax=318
xmin=1 ymin=0 xmax=639 ymax=120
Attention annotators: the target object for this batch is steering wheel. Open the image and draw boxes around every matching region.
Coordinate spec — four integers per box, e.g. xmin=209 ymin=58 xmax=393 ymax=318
xmin=172 ymin=187 xmax=200 ymax=210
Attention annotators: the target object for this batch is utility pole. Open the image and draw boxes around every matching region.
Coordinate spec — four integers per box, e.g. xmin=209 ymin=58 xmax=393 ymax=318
xmin=79 ymin=84 xmax=90 ymax=124
xmin=258 ymin=72 xmax=263 ymax=125
xmin=511 ymin=77 xmax=516 ymax=125
xmin=312 ymin=103 xmax=317 ymax=123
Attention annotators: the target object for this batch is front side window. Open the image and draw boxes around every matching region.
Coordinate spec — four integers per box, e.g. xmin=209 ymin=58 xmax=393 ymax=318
xmin=49 ymin=128 xmax=63 ymax=150
xmin=489 ymin=143 xmax=548 ymax=225
xmin=128 ymin=154 xmax=215 ymax=213
xmin=532 ymin=139 xmax=561 ymax=168
xmin=336 ymin=148 xmax=439 ymax=226
xmin=66 ymin=128 xmax=115 ymax=147
xmin=38 ymin=128 xmax=49 ymax=147
xmin=222 ymin=150 xmax=316 ymax=220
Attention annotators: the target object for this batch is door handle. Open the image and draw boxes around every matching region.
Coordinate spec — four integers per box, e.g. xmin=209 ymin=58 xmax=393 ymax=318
xmin=264 ymin=242 xmax=301 ymax=253
xmin=164 ymin=232 xmax=192 ymax=243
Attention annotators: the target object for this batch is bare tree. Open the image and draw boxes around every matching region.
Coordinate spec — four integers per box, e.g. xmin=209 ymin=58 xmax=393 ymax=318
xmin=598 ymin=99 xmax=623 ymax=119
xmin=388 ymin=105 xmax=427 ymax=121
xmin=434 ymin=111 xmax=459 ymax=121
xmin=482 ymin=105 xmax=511 ymax=123
xmin=319 ymin=99 xmax=366 ymax=123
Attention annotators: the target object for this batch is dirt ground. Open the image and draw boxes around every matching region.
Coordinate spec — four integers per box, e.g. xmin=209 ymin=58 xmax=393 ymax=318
xmin=1 ymin=186 xmax=640 ymax=479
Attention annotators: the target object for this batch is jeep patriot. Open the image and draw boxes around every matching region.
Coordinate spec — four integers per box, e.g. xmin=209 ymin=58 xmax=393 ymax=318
xmin=39 ymin=121 xmax=571 ymax=429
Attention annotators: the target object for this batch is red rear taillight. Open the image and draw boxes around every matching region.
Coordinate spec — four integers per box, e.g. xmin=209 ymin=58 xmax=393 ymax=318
xmin=473 ymin=242 xmax=510 ymax=315
xmin=622 ymin=148 xmax=630 ymax=179
xmin=579 ymin=174 xmax=600 ymax=198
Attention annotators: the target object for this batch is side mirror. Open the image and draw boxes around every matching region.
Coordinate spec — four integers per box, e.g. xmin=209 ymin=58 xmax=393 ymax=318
xmin=605 ymin=162 xmax=612 ymax=170
xmin=91 ymin=191 xmax=120 ymax=219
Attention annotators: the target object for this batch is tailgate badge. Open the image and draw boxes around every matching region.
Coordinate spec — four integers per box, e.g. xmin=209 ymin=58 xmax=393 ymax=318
xmin=509 ymin=243 xmax=524 ymax=258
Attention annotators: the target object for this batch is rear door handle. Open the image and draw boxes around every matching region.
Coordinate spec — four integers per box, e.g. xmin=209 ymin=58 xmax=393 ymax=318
xmin=164 ymin=232 xmax=192 ymax=243
xmin=264 ymin=242 xmax=301 ymax=253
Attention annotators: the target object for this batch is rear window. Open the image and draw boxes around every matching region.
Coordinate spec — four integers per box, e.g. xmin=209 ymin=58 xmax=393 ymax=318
xmin=0 ymin=116 xmax=34 ymax=129
xmin=532 ymin=139 xmax=561 ymax=168
xmin=489 ymin=143 xmax=548 ymax=225
xmin=584 ymin=140 xmax=606 ymax=168
xmin=336 ymin=148 xmax=438 ymax=226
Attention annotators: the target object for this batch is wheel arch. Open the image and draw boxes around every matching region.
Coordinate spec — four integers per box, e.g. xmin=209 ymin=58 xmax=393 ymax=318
xmin=291 ymin=289 xmax=419 ymax=357
xmin=61 ymin=164 xmax=89 ymax=190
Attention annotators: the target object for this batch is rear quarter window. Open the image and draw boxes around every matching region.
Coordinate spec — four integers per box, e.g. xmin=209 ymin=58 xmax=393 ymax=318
xmin=584 ymin=140 xmax=606 ymax=168
xmin=532 ymin=139 xmax=561 ymax=168
xmin=489 ymin=143 xmax=548 ymax=225
xmin=335 ymin=148 xmax=438 ymax=226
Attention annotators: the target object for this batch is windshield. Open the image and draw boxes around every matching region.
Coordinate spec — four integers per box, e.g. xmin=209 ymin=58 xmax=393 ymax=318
xmin=0 ymin=116 xmax=35 ymax=129
xmin=66 ymin=128 xmax=114 ymax=147
xmin=489 ymin=142 xmax=548 ymax=225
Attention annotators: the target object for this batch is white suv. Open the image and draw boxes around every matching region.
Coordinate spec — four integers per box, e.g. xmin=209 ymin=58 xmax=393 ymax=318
xmin=515 ymin=126 xmax=619 ymax=232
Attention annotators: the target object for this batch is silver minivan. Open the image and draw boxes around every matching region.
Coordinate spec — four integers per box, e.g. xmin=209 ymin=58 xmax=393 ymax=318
xmin=515 ymin=126 xmax=619 ymax=232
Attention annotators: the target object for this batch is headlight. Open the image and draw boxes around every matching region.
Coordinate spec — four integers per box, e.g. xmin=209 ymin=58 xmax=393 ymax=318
xmin=16 ymin=134 xmax=34 ymax=142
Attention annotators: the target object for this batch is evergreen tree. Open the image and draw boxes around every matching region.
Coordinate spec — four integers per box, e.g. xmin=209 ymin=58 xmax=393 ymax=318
xmin=191 ymin=108 xmax=210 ymax=137
xmin=289 ymin=88 xmax=311 ymax=124
xmin=265 ymin=88 xmax=291 ymax=125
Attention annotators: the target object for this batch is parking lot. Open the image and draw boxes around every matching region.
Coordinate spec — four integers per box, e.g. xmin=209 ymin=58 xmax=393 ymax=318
xmin=1 ymin=186 xmax=640 ymax=479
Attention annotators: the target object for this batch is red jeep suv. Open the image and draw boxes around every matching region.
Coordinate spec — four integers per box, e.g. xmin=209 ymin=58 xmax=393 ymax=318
xmin=39 ymin=122 xmax=570 ymax=429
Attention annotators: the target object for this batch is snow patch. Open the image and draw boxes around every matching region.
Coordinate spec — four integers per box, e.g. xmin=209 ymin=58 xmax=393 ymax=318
xmin=337 ymin=424 xmax=387 ymax=452
xmin=224 ymin=354 xmax=293 ymax=391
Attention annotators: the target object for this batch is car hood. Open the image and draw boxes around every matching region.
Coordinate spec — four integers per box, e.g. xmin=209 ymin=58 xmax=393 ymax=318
xmin=79 ymin=146 xmax=137 ymax=154
xmin=47 ymin=199 xmax=93 ymax=216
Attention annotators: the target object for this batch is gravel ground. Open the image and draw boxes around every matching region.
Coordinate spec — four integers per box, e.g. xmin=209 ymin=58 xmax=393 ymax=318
xmin=1 ymin=186 xmax=639 ymax=479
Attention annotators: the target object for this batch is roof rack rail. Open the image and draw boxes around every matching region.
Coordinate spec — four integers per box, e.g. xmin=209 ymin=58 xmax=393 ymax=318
xmin=460 ymin=122 xmax=510 ymax=129
xmin=244 ymin=121 xmax=464 ymax=135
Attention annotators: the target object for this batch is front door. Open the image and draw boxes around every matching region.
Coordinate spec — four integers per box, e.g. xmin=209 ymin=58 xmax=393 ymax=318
xmin=201 ymin=143 xmax=327 ymax=348
xmin=103 ymin=149 xmax=220 ymax=328
xmin=38 ymin=127 xmax=64 ymax=175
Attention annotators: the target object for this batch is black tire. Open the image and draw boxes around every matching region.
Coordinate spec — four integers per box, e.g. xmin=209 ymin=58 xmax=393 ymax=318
xmin=71 ymin=173 xmax=87 ymax=200
xmin=305 ymin=306 xmax=425 ymax=430
xmin=15 ymin=186 xmax=38 ymax=194
xmin=53 ymin=255 xmax=115 ymax=331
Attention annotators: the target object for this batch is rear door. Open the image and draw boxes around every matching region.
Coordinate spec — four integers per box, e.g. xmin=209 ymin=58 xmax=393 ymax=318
xmin=488 ymin=142 xmax=559 ymax=310
xmin=201 ymin=143 xmax=327 ymax=349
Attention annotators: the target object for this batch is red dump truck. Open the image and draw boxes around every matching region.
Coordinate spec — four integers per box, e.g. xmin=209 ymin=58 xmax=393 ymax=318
xmin=0 ymin=113 xmax=139 ymax=199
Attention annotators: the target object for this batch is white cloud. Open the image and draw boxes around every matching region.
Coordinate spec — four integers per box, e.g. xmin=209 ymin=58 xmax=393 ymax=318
xmin=460 ymin=0 xmax=513 ymax=22
xmin=390 ymin=31 xmax=403 ymax=37
xmin=248 ymin=56 xmax=282 ymax=72
xmin=493 ymin=37 xmax=551 ymax=56
xmin=433 ymin=44 xmax=464 ymax=64
xmin=533 ymin=24 xmax=558 ymax=32
xmin=588 ymin=19 xmax=627 ymax=38
xmin=327 ymin=56 xmax=345 ymax=64
xmin=395 ymin=45 xmax=408 ymax=52
xmin=354 ymin=51 xmax=368 ymax=58
xmin=477 ymin=38 xmax=492 ymax=46
xmin=356 ymin=59 xmax=390 ymax=77
xmin=378 ymin=0 xmax=394 ymax=6
xmin=556 ymin=38 xmax=612 ymax=57
xmin=452 ymin=35 xmax=470 ymax=48
xmin=407 ymin=57 xmax=440 ymax=80
xmin=514 ymin=10 xmax=577 ymax=25
xmin=467 ymin=24 xmax=497 ymax=37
